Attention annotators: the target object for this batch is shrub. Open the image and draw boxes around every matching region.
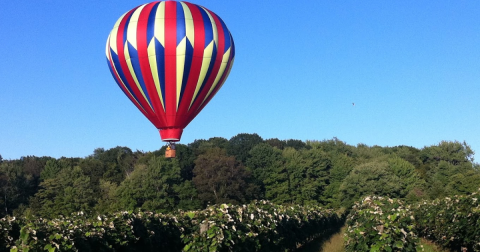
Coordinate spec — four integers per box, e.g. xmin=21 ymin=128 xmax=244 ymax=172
xmin=345 ymin=196 xmax=419 ymax=252
xmin=413 ymin=190 xmax=480 ymax=251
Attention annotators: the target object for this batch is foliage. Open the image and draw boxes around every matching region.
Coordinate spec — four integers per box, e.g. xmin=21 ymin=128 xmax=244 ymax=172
xmin=2 ymin=137 xmax=480 ymax=243
xmin=282 ymin=148 xmax=331 ymax=205
xmin=182 ymin=200 xmax=344 ymax=252
xmin=0 ymin=201 xmax=343 ymax=252
xmin=193 ymin=148 xmax=257 ymax=206
xmin=413 ymin=190 xmax=480 ymax=251
xmin=345 ymin=196 xmax=419 ymax=252
xmin=246 ymin=143 xmax=284 ymax=199
xmin=227 ymin=133 xmax=264 ymax=164
xmin=114 ymin=156 xmax=186 ymax=212
xmin=339 ymin=161 xmax=403 ymax=208
xmin=30 ymin=166 xmax=96 ymax=218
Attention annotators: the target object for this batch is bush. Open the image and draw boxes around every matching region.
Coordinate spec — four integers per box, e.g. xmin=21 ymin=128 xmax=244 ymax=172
xmin=413 ymin=190 xmax=480 ymax=251
xmin=0 ymin=201 xmax=343 ymax=252
xmin=345 ymin=196 xmax=419 ymax=252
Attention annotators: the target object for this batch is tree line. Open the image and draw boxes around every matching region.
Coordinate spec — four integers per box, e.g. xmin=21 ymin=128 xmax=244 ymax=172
xmin=0 ymin=134 xmax=479 ymax=218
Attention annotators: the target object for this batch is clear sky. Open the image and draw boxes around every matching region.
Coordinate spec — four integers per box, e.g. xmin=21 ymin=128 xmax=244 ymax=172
xmin=1 ymin=0 xmax=479 ymax=160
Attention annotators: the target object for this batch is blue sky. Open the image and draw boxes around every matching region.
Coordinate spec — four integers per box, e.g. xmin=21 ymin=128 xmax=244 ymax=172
xmin=1 ymin=1 xmax=479 ymax=160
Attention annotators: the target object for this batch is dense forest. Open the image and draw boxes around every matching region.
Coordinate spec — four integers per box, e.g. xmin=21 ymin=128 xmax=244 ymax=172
xmin=0 ymin=134 xmax=479 ymax=219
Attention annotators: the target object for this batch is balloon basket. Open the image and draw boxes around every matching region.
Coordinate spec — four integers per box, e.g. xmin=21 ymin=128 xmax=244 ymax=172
xmin=165 ymin=149 xmax=176 ymax=158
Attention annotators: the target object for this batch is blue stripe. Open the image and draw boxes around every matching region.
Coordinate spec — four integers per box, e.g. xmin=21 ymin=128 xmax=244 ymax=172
xmin=146 ymin=3 xmax=159 ymax=44
xmin=155 ymin=38 xmax=166 ymax=106
xmin=107 ymin=48 xmax=142 ymax=106
xmin=202 ymin=42 xmax=217 ymax=88
xmin=179 ymin=38 xmax=194 ymax=105
xmin=192 ymin=42 xmax=217 ymax=105
xmin=217 ymin=17 xmax=231 ymax=53
xmin=127 ymin=42 xmax=154 ymax=110
xmin=122 ymin=12 xmax=134 ymax=48
xmin=107 ymin=61 xmax=145 ymax=112
xmin=176 ymin=2 xmax=186 ymax=46
xmin=198 ymin=7 xmax=213 ymax=48
xmin=230 ymin=35 xmax=235 ymax=58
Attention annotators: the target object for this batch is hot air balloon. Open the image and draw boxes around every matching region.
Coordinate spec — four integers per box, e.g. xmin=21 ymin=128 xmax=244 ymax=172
xmin=106 ymin=1 xmax=235 ymax=157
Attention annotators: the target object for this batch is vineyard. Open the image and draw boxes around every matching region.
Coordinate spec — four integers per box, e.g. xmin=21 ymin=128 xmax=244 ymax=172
xmin=345 ymin=191 xmax=480 ymax=252
xmin=1 ymin=201 xmax=344 ymax=252
xmin=0 ymin=191 xmax=478 ymax=251
xmin=1 ymin=139 xmax=479 ymax=251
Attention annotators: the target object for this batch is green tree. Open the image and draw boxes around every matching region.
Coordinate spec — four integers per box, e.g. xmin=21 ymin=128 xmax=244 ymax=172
xmin=446 ymin=170 xmax=480 ymax=195
xmin=339 ymin=161 xmax=402 ymax=207
xmin=283 ymin=148 xmax=331 ymax=205
xmin=307 ymin=138 xmax=354 ymax=157
xmin=157 ymin=144 xmax=196 ymax=180
xmin=31 ymin=166 xmax=95 ymax=217
xmin=0 ymin=160 xmax=41 ymax=217
xmin=387 ymin=156 xmax=420 ymax=197
xmin=92 ymin=146 xmax=137 ymax=184
xmin=246 ymin=143 xmax=285 ymax=199
xmin=94 ymin=179 xmax=119 ymax=213
xmin=390 ymin=145 xmax=422 ymax=168
xmin=173 ymin=180 xmax=201 ymax=210
xmin=420 ymin=141 xmax=475 ymax=166
xmin=265 ymin=138 xmax=286 ymax=150
xmin=227 ymin=133 xmax=264 ymax=164
xmin=114 ymin=157 xmax=185 ymax=212
xmin=353 ymin=144 xmax=389 ymax=164
xmin=285 ymin=139 xmax=309 ymax=150
xmin=41 ymin=159 xmax=65 ymax=180
xmin=189 ymin=137 xmax=230 ymax=156
xmin=193 ymin=148 xmax=256 ymax=206
xmin=322 ymin=154 xmax=354 ymax=207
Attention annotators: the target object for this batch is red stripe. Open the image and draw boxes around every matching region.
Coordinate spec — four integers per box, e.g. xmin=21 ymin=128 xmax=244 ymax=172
xmin=187 ymin=36 xmax=235 ymax=126
xmin=185 ymin=9 xmax=226 ymax=124
xmin=164 ymin=1 xmax=177 ymax=127
xmin=175 ymin=2 xmax=206 ymax=127
xmin=187 ymin=59 xmax=234 ymax=126
xmin=107 ymin=51 xmax=150 ymax=120
xmin=116 ymin=8 xmax=159 ymax=125
xmin=136 ymin=3 xmax=167 ymax=128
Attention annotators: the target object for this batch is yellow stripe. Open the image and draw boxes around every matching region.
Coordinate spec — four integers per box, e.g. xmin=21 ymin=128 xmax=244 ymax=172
xmin=189 ymin=41 xmax=214 ymax=109
xmin=154 ymin=2 xmax=165 ymax=47
xmin=108 ymin=50 xmax=146 ymax=113
xmin=201 ymin=48 xmax=231 ymax=104
xmin=148 ymin=38 xmax=165 ymax=111
xmin=201 ymin=7 xmax=218 ymax=48
xmin=181 ymin=2 xmax=194 ymax=46
xmin=124 ymin=44 xmax=152 ymax=109
xmin=109 ymin=12 xmax=127 ymax=55
xmin=198 ymin=57 xmax=234 ymax=111
xmin=105 ymin=35 xmax=111 ymax=57
xmin=126 ymin=4 xmax=147 ymax=50
xmin=176 ymin=37 xmax=186 ymax=109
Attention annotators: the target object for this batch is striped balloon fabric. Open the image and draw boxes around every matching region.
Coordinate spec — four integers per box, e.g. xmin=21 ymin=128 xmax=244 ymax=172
xmin=106 ymin=1 xmax=235 ymax=142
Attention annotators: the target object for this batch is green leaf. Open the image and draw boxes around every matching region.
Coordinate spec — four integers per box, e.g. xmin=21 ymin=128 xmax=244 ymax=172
xmin=395 ymin=241 xmax=403 ymax=248
xmin=207 ymin=228 xmax=216 ymax=239
xmin=20 ymin=227 xmax=29 ymax=242
xmin=44 ymin=244 xmax=56 ymax=252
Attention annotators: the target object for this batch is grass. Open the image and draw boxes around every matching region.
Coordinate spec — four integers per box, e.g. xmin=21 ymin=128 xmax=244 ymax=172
xmin=296 ymin=227 xmax=451 ymax=252
xmin=418 ymin=239 xmax=451 ymax=252
xmin=297 ymin=226 xmax=346 ymax=252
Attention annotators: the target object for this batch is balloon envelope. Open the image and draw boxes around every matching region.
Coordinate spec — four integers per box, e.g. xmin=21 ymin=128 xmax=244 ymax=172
xmin=106 ymin=1 xmax=235 ymax=142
